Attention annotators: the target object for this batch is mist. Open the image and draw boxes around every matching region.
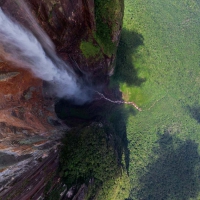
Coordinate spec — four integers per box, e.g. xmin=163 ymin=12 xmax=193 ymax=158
xmin=0 ymin=8 xmax=92 ymax=104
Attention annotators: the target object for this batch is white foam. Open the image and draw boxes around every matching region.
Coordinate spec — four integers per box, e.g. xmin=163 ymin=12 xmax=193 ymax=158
xmin=0 ymin=8 xmax=91 ymax=103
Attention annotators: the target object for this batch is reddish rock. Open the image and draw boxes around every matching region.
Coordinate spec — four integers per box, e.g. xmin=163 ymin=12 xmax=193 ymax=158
xmin=0 ymin=0 xmax=123 ymax=198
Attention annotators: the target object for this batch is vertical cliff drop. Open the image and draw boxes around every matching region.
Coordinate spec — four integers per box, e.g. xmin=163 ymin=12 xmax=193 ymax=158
xmin=0 ymin=0 xmax=124 ymax=199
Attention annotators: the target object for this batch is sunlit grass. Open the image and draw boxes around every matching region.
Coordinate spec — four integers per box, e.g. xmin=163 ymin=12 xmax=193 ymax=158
xmin=113 ymin=0 xmax=200 ymax=198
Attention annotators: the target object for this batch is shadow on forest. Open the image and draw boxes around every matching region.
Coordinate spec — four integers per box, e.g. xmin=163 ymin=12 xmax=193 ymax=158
xmin=56 ymin=99 xmax=135 ymax=173
xmin=56 ymin=29 xmax=145 ymax=176
xmin=187 ymin=104 xmax=200 ymax=123
xmin=137 ymin=131 xmax=200 ymax=200
xmin=107 ymin=29 xmax=146 ymax=174
xmin=56 ymin=29 xmax=146 ymax=197
xmin=106 ymin=104 xmax=136 ymax=173
xmin=112 ymin=29 xmax=146 ymax=86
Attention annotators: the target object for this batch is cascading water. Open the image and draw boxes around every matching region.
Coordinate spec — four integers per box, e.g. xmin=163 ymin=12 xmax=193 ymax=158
xmin=0 ymin=7 xmax=91 ymax=104
xmin=0 ymin=3 xmax=141 ymax=110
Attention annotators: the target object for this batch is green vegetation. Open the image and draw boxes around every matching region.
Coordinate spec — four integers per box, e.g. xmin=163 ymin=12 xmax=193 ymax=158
xmin=93 ymin=0 xmax=123 ymax=57
xmin=80 ymin=0 xmax=123 ymax=61
xmin=135 ymin=132 xmax=200 ymax=200
xmin=59 ymin=123 xmax=130 ymax=200
xmin=44 ymin=182 xmax=61 ymax=200
xmin=111 ymin=0 xmax=200 ymax=199
xmin=59 ymin=0 xmax=200 ymax=199
xmin=80 ymin=41 xmax=101 ymax=59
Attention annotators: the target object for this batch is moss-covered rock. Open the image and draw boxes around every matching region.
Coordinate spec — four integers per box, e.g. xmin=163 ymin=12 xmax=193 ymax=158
xmin=94 ymin=0 xmax=124 ymax=57
xmin=17 ymin=0 xmax=124 ymax=80
xmin=80 ymin=40 xmax=101 ymax=59
xmin=80 ymin=0 xmax=124 ymax=75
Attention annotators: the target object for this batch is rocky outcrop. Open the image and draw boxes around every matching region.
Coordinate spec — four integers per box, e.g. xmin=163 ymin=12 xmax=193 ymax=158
xmin=0 ymin=57 xmax=64 ymax=192
xmin=0 ymin=0 xmax=65 ymax=191
xmin=2 ymin=0 xmax=123 ymax=79
xmin=0 ymin=0 xmax=123 ymax=198
xmin=27 ymin=0 xmax=123 ymax=77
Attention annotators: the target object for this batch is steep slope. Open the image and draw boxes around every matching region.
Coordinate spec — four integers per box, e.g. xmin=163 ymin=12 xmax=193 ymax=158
xmin=2 ymin=0 xmax=123 ymax=81
xmin=0 ymin=0 xmax=124 ymax=199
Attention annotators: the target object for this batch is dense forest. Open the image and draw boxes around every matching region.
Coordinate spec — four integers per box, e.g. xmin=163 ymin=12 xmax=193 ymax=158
xmin=57 ymin=0 xmax=200 ymax=199
xmin=115 ymin=0 xmax=200 ymax=199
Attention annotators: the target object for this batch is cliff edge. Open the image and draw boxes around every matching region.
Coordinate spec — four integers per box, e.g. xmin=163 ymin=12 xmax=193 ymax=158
xmin=0 ymin=0 xmax=124 ymax=199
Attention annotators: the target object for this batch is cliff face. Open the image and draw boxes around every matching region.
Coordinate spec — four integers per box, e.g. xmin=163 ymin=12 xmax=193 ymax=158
xmin=0 ymin=0 xmax=124 ymax=198
xmin=27 ymin=0 xmax=123 ymax=79
xmin=0 ymin=53 xmax=64 ymax=191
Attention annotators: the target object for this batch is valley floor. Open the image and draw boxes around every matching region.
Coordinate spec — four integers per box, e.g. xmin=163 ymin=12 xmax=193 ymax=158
xmin=113 ymin=0 xmax=200 ymax=199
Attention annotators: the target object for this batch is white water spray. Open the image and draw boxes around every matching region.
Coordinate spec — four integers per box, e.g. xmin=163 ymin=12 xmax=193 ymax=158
xmin=0 ymin=6 xmax=141 ymax=109
xmin=0 ymin=8 xmax=91 ymax=104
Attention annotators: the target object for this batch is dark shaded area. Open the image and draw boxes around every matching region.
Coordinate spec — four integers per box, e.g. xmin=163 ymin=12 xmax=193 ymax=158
xmin=56 ymin=94 xmax=138 ymax=180
xmin=112 ymin=29 xmax=146 ymax=86
xmin=55 ymin=94 xmax=133 ymax=173
xmin=55 ymin=28 xmax=145 ymax=198
xmin=187 ymin=104 xmax=200 ymax=123
xmin=105 ymin=29 xmax=146 ymax=175
xmin=0 ymin=0 xmax=6 ymax=6
xmin=136 ymin=131 xmax=200 ymax=200
xmin=106 ymin=104 xmax=136 ymax=173
xmin=55 ymin=100 xmax=94 ymax=126
xmin=0 ymin=152 xmax=31 ymax=168
xmin=55 ymin=29 xmax=145 ymax=179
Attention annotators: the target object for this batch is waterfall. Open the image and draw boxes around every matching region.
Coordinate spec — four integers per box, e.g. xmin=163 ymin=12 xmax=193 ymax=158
xmin=0 ymin=8 xmax=91 ymax=104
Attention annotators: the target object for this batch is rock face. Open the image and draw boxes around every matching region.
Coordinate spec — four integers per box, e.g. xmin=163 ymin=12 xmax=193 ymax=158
xmin=0 ymin=55 xmax=64 ymax=191
xmin=26 ymin=0 xmax=123 ymax=77
xmin=0 ymin=0 xmax=123 ymax=198
xmin=3 ymin=0 xmax=123 ymax=79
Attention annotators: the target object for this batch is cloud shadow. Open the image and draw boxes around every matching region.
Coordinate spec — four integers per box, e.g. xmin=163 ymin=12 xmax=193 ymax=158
xmin=112 ymin=29 xmax=146 ymax=86
xmin=137 ymin=131 xmax=200 ymax=200
xmin=187 ymin=104 xmax=200 ymax=123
